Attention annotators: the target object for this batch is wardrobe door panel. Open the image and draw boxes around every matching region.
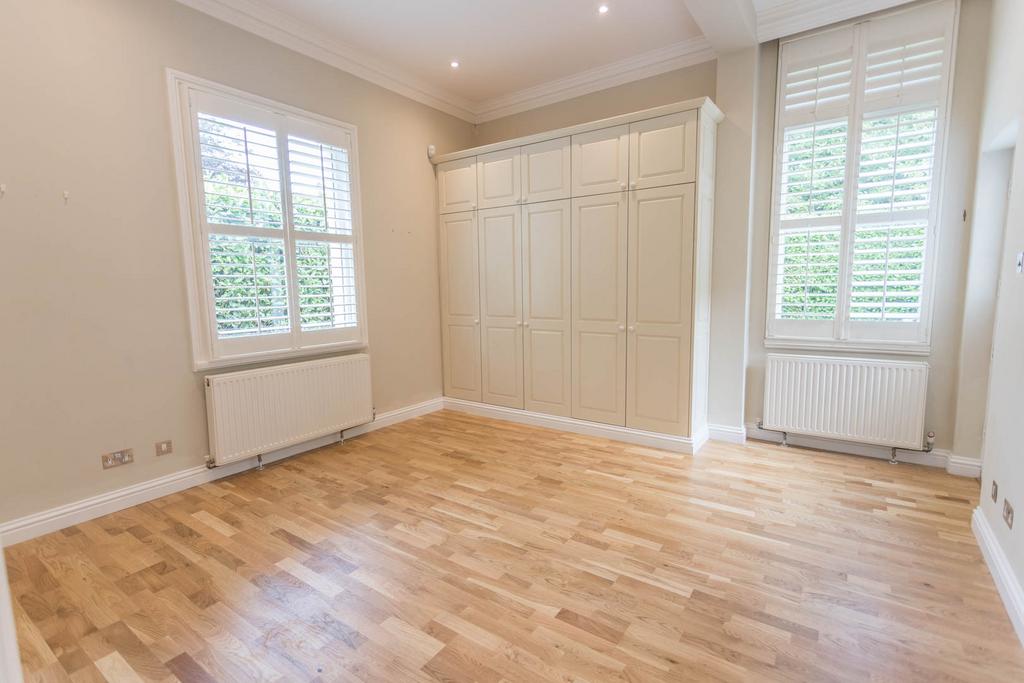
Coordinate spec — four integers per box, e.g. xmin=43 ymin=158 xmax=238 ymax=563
xmin=522 ymin=137 xmax=571 ymax=202
xmin=626 ymin=185 xmax=695 ymax=435
xmin=477 ymin=148 xmax=521 ymax=209
xmin=523 ymin=200 xmax=571 ymax=416
xmin=440 ymin=211 xmax=481 ymax=400
xmin=437 ymin=158 xmax=477 ymax=214
xmin=478 ymin=206 xmax=523 ymax=408
xmin=571 ymin=193 xmax=627 ymax=425
xmin=571 ymin=125 xmax=629 ymax=197
xmin=628 ymin=112 xmax=698 ymax=190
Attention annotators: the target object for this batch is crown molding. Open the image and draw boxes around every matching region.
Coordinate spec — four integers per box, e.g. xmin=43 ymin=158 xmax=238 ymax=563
xmin=471 ymin=37 xmax=717 ymax=123
xmin=173 ymin=0 xmax=478 ymax=121
xmin=173 ymin=0 xmax=715 ymax=124
xmin=756 ymin=0 xmax=915 ymax=42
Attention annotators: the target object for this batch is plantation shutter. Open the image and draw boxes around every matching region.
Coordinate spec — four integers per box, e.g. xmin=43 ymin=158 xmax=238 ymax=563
xmin=185 ymin=89 xmax=366 ymax=361
xmin=286 ymin=123 xmax=362 ymax=345
xmin=771 ymin=27 xmax=855 ymax=338
xmin=768 ymin=0 xmax=955 ymax=348
xmin=847 ymin=2 xmax=953 ymax=340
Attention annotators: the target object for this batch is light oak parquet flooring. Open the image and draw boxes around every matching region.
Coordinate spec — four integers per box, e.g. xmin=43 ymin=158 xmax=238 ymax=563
xmin=6 ymin=410 xmax=1024 ymax=682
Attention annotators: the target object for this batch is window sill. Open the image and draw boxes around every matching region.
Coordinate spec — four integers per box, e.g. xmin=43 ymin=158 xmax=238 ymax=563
xmin=763 ymin=337 xmax=931 ymax=357
xmin=193 ymin=340 xmax=369 ymax=373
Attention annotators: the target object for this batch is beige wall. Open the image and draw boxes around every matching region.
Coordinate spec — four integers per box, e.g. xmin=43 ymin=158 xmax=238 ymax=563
xmin=707 ymin=48 xmax=760 ymax=431
xmin=473 ymin=62 xmax=718 ymax=145
xmin=744 ymin=0 xmax=992 ymax=455
xmin=978 ymin=0 xmax=1024 ymax=591
xmin=0 ymin=0 xmax=474 ymax=523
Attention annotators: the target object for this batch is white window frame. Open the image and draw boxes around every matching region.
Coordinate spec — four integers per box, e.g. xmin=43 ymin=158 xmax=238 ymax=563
xmin=765 ymin=0 xmax=959 ymax=356
xmin=167 ymin=71 xmax=369 ymax=370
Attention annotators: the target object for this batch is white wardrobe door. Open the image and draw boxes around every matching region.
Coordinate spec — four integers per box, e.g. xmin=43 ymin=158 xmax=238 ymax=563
xmin=522 ymin=137 xmax=571 ymax=203
xmin=440 ymin=211 xmax=481 ymax=400
xmin=571 ymin=125 xmax=629 ymax=197
xmin=626 ymin=185 xmax=695 ymax=435
xmin=523 ymin=200 xmax=571 ymax=416
xmin=478 ymin=206 xmax=524 ymax=408
xmin=477 ymin=148 xmax=522 ymax=209
xmin=437 ymin=158 xmax=477 ymax=214
xmin=628 ymin=112 xmax=698 ymax=190
xmin=571 ymin=193 xmax=628 ymax=426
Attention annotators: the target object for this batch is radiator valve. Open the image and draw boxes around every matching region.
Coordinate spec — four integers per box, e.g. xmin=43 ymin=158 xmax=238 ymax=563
xmin=924 ymin=431 xmax=936 ymax=452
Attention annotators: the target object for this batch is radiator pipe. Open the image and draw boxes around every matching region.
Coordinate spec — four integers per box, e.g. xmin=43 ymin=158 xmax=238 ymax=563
xmin=756 ymin=422 xmax=936 ymax=465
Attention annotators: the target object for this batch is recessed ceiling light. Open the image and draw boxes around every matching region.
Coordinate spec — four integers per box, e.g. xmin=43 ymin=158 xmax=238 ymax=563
xmin=598 ymin=4 xmax=609 ymax=14
xmin=450 ymin=60 xmax=460 ymax=69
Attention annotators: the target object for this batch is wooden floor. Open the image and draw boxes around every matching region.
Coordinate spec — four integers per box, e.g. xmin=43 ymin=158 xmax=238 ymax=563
xmin=6 ymin=411 xmax=1023 ymax=682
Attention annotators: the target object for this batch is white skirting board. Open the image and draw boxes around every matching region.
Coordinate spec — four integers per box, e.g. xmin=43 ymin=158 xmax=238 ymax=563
xmin=708 ymin=424 xmax=747 ymax=444
xmin=443 ymin=398 xmax=708 ymax=454
xmin=745 ymin=422 xmax=981 ymax=478
xmin=0 ymin=550 xmax=24 ymax=683
xmin=972 ymin=507 xmax=1024 ymax=647
xmin=0 ymin=398 xmax=445 ymax=548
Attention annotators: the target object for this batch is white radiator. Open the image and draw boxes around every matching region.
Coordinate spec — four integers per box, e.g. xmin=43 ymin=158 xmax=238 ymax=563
xmin=763 ymin=354 xmax=928 ymax=450
xmin=205 ymin=354 xmax=373 ymax=466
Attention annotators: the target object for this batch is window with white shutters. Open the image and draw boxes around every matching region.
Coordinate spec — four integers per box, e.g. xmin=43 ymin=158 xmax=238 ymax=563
xmin=170 ymin=78 xmax=367 ymax=368
xmin=767 ymin=0 xmax=955 ymax=350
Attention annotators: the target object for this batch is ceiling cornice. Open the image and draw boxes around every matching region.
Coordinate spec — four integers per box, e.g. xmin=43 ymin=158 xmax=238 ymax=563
xmin=755 ymin=0 xmax=915 ymax=42
xmin=173 ymin=0 xmax=716 ymax=124
xmin=473 ymin=37 xmax=716 ymax=123
xmin=174 ymin=0 xmax=478 ymax=121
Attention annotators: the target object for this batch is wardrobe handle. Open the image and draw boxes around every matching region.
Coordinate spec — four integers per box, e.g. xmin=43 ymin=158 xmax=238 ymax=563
xmin=630 ymin=181 xmax=637 ymax=189
xmin=523 ymin=322 xmax=530 ymax=327
xmin=516 ymin=321 xmax=522 ymax=326
xmin=617 ymin=324 xmax=625 ymax=331
xmin=474 ymin=319 xmax=480 ymax=325
xmin=628 ymin=325 xmax=636 ymax=332
xmin=619 ymin=182 xmax=626 ymax=191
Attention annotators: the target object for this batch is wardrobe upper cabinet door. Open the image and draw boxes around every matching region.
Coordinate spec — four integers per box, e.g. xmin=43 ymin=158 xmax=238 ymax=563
xmin=571 ymin=125 xmax=629 ymax=197
xmin=628 ymin=111 xmax=698 ymax=190
xmin=625 ymin=185 xmax=695 ymax=436
xmin=439 ymin=211 xmax=482 ymax=401
xmin=522 ymin=137 xmax=571 ymax=203
xmin=477 ymin=148 xmax=522 ymax=209
xmin=437 ymin=158 xmax=477 ymax=214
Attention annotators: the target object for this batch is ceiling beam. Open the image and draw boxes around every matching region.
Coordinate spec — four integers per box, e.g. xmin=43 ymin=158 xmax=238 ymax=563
xmin=682 ymin=0 xmax=758 ymax=52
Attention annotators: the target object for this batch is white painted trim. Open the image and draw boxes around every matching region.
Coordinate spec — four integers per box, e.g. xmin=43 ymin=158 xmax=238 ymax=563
xmin=708 ymin=424 xmax=747 ymax=444
xmin=167 ymin=70 xmax=372 ymax=370
xmin=745 ymin=422 xmax=981 ymax=476
xmin=171 ymin=0 xmax=715 ymax=124
xmin=432 ymin=98 xmax=724 ymax=165
xmin=946 ymin=454 xmax=983 ymax=478
xmin=443 ymin=398 xmax=705 ymax=454
xmin=0 ymin=399 xmax=444 ymax=548
xmin=172 ymin=0 xmax=477 ymax=121
xmin=0 ymin=550 xmax=24 ymax=683
xmin=763 ymin=337 xmax=931 ymax=356
xmin=757 ymin=0 xmax=916 ymax=42
xmin=473 ymin=39 xmax=716 ymax=122
xmin=344 ymin=398 xmax=445 ymax=437
xmin=972 ymin=507 xmax=1024 ymax=647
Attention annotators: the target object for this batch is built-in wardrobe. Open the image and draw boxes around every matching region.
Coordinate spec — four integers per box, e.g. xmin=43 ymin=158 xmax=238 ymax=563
xmin=434 ymin=98 xmax=721 ymax=452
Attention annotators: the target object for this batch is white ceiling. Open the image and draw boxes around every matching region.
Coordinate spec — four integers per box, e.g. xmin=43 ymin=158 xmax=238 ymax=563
xmin=176 ymin=0 xmax=915 ymax=123
xmin=251 ymin=0 xmax=704 ymax=103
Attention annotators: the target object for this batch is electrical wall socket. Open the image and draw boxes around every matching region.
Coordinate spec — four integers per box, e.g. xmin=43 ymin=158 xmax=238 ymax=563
xmin=155 ymin=440 xmax=173 ymax=456
xmin=102 ymin=449 xmax=134 ymax=469
xmin=1004 ymin=500 xmax=1015 ymax=529
xmin=992 ymin=480 xmax=999 ymax=503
